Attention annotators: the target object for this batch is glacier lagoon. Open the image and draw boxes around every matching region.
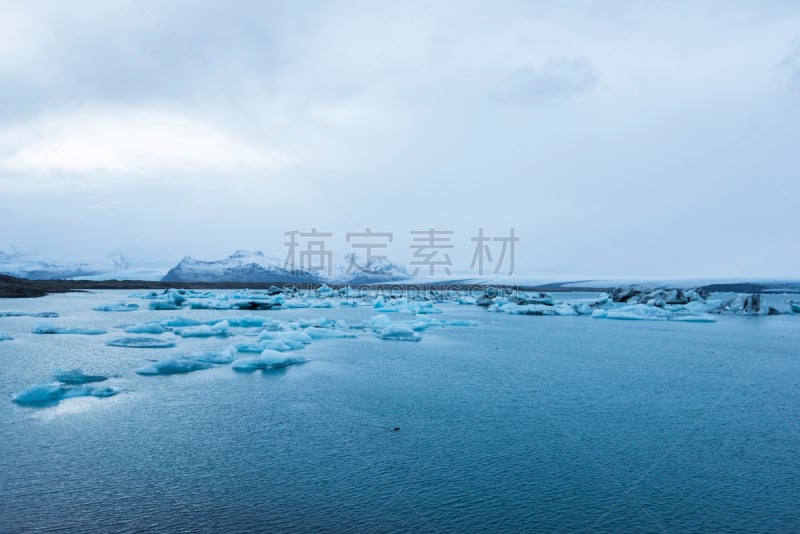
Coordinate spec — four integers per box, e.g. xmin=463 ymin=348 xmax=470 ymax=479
xmin=1 ymin=289 xmax=799 ymax=532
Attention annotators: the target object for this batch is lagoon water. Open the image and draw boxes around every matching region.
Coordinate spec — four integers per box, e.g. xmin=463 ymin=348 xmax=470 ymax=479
xmin=1 ymin=291 xmax=799 ymax=532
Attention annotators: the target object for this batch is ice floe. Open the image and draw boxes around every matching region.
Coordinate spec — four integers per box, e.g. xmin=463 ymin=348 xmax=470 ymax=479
xmin=123 ymin=321 xmax=168 ymax=334
xmin=379 ymin=325 xmax=422 ymax=341
xmin=0 ymin=311 xmax=59 ymax=318
xmin=136 ymin=357 xmax=215 ymax=375
xmin=52 ymin=368 xmax=108 ymax=384
xmin=173 ymin=320 xmax=232 ymax=338
xmin=107 ymin=337 xmax=177 ymax=348
xmin=93 ymin=302 xmax=140 ymax=312
xmin=592 ymin=305 xmax=716 ymax=322
xmin=231 ymin=350 xmax=308 ymax=372
xmin=0 ymin=333 xmax=13 ymax=341
xmin=13 ymin=383 xmax=119 ymax=406
xmin=32 ymin=322 xmax=107 ymax=335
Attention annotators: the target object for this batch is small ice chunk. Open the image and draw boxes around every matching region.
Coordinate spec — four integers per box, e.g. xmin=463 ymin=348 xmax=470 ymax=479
xmin=174 ymin=320 xmax=232 ymax=338
xmin=12 ymin=383 xmax=119 ymax=406
xmin=305 ymin=328 xmax=358 ymax=339
xmin=231 ymin=350 xmax=308 ymax=372
xmin=124 ymin=322 xmax=168 ymax=334
xmin=0 ymin=311 xmax=59 ymax=318
xmin=107 ymin=337 xmax=177 ymax=348
xmin=135 ymin=357 xmax=214 ymax=375
xmin=0 ymin=333 xmax=13 ymax=341
xmin=52 ymin=368 xmax=107 ymax=384
xmin=379 ymin=325 xmax=422 ymax=341
xmin=32 ymin=322 xmax=107 ymax=335
xmin=160 ymin=317 xmax=202 ymax=327
xmin=93 ymin=302 xmax=139 ymax=312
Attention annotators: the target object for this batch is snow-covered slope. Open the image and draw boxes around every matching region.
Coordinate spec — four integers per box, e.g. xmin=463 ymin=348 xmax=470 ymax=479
xmin=0 ymin=249 xmax=167 ymax=281
xmin=162 ymin=250 xmax=324 ymax=283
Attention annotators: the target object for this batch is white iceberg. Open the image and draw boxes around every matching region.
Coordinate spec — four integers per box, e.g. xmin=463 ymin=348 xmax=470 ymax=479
xmin=32 ymin=322 xmax=107 ymax=335
xmin=52 ymin=368 xmax=107 ymax=384
xmin=231 ymin=350 xmax=308 ymax=372
xmin=174 ymin=320 xmax=232 ymax=338
xmin=379 ymin=325 xmax=422 ymax=341
xmin=592 ymin=304 xmax=716 ymax=322
xmin=124 ymin=322 xmax=168 ymax=334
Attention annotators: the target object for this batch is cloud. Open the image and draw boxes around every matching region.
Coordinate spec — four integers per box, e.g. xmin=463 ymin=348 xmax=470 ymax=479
xmin=0 ymin=108 xmax=289 ymax=174
xmin=780 ymin=34 xmax=800 ymax=90
xmin=499 ymin=58 xmax=599 ymax=101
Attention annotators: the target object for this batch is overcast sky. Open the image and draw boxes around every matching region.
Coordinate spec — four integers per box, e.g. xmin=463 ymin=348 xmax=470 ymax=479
xmin=1 ymin=0 xmax=799 ymax=278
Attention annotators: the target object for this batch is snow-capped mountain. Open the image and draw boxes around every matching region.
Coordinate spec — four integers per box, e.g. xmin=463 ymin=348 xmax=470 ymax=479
xmin=332 ymin=254 xmax=411 ymax=285
xmin=0 ymin=248 xmax=169 ymax=281
xmin=162 ymin=250 xmax=325 ymax=283
xmin=162 ymin=250 xmax=413 ymax=284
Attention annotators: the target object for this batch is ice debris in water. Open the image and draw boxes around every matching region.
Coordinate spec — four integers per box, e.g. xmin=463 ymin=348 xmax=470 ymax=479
xmin=13 ymin=383 xmax=119 ymax=406
xmin=173 ymin=320 xmax=232 ymax=338
xmin=135 ymin=347 xmax=238 ymax=375
xmin=52 ymin=368 xmax=108 ymax=384
xmin=135 ymin=357 xmax=215 ymax=375
xmin=231 ymin=350 xmax=308 ymax=372
xmin=592 ymin=304 xmax=716 ymax=322
xmin=123 ymin=321 xmax=168 ymax=334
xmin=32 ymin=322 xmax=107 ymax=335
xmin=107 ymin=337 xmax=177 ymax=348
xmin=0 ymin=311 xmax=59 ymax=318
xmin=0 ymin=333 xmax=13 ymax=341
xmin=379 ymin=325 xmax=422 ymax=341
xmin=93 ymin=302 xmax=139 ymax=312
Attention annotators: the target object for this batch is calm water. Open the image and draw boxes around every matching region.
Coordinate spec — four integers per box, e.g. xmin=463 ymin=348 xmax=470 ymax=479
xmin=1 ymin=291 xmax=799 ymax=532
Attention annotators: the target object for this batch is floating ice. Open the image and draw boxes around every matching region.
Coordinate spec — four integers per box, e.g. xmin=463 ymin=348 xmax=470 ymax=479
xmin=379 ymin=325 xmax=422 ymax=341
xmin=32 ymin=322 xmax=107 ymax=335
xmin=12 ymin=383 xmax=119 ymax=406
xmin=231 ymin=350 xmax=308 ymax=372
xmin=135 ymin=357 xmax=215 ymax=375
xmin=174 ymin=320 xmax=232 ymax=338
xmin=124 ymin=322 xmax=168 ymax=334
xmin=592 ymin=304 xmax=716 ymax=322
xmin=0 ymin=311 xmax=59 ymax=318
xmin=148 ymin=301 xmax=183 ymax=311
xmin=52 ymin=368 xmax=108 ymax=384
xmin=188 ymin=299 xmax=232 ymax=310
xmin=305 ymin=327 xmax=358 ymax=339
xmin=107 ymin=337 xmax=177 ymax=348
xmin=713 ymin=294 xmax=778 ymax=316
xmin=792 ymin=301 xmax=800 ymax=314
xmin=160 ymin=317 xmax=203 ymax=327
xmin=93 ymin=302 xmax=139 ymax=312
xmin=0 ymin=333 xmax=12 ymax=341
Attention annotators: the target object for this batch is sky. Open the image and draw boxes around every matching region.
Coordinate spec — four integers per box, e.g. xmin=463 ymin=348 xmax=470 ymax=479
xmin=1 ymin=0 xmax=799 ymax=279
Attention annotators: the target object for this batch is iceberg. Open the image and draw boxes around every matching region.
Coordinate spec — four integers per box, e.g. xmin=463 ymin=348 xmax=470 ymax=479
xmin=32 ymin=322 xmax=107 ymax=335
xmin=0 ymin=311 xmax=59 ymax=318
xmin=791 ymin=301 xmax=800 ymax=314
xmin=592 ymin=304 xmax=716 ymax=322
xmin=174 ymin=320 xmax=232 ymax=338
xmin=52 ymin=368 xmax=107 ymax=384
xmin=713 ymin=294 xmax=778 ymax=315
xmin=0 ymin=333 xmax=12 ymax=341
xmin=135 ymin=357 xmax=215 ymax=375
xmin=379 ymin=325 xmax=422 ymax=341
xmin=160 ymin=317 xmax=203 ymax=327
xmin=107 ymin=337 xmax=177 ymax=348
xmin=148 ymin=301 xmax=183 ymax=311
xmin=93 ymin=302 xmax=140 ymax=312
xmin=304 ymin=328 xmax=358 ymax=339
xmin=231 ymin=350 xmax=308 ymax=372
xmin=124 ymin=322 xmax=168 ymax=334
xmin=12 ymin=383 xmax=119 ymax=406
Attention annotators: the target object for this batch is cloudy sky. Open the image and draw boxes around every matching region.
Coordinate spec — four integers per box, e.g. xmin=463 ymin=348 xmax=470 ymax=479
xmin=1 ymin=0 xmax=799 ymax=279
